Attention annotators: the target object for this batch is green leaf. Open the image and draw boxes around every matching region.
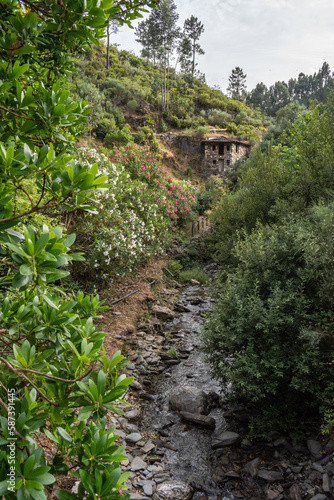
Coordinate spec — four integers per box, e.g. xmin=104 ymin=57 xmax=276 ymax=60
xmin=20 ymin=263 xmax=34 ymax=275
xmin=77 ymin=405 xmax=95 ymax=421
xmin=47 ymin=143 xmax=54 ymax=163
xmin=56 ymin=427 xmax=72 ymax=443
xmin=54 ymin=490 xmax=77 ymax=500
xmin=24 ymin=454 xmax=36 ymax=477
xmin=63 ymin=233 xmax=76 ymax=248
xmin=35 ymin=232 xmax=50 ymax=253
xmin=24 ymin=143 xmax=32 ymax=163
xmin=12 ymin=273 xmax=32 ymax=288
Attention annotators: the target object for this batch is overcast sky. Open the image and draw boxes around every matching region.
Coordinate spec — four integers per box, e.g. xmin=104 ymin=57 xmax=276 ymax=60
xmin=113 ymin=0 xmax=334 ymax=92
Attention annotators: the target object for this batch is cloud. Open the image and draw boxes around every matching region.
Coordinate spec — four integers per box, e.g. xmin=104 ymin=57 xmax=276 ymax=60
xmin=114 ymin=0 xmax=334 ymax=90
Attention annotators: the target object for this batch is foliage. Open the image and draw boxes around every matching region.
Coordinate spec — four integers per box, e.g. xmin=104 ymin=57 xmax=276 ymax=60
xmin=227 ymin=67 xmax=247 ymax=101
xmin=0 ymin=1 xmax=157 ymax=498
xmin=179 ymin=266 xmax=208 ymax=284
xmin=205 ymin=93 xmax=334 ymax=436
xmin=203 ymin=218 xmax=334 ymax=433
xmin=247 ymin=62 xmax=334 ymax=116
xmin=73 ymin=145 xmax=197 ymax=279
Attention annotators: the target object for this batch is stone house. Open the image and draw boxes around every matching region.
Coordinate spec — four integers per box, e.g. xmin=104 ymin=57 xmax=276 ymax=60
xmin=201 ymin=136 xmax=251 ymax=177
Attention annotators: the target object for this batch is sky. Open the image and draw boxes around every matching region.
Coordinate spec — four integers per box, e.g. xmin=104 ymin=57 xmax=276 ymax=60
xmin=113 ymin=0 xmax=334 ymax=92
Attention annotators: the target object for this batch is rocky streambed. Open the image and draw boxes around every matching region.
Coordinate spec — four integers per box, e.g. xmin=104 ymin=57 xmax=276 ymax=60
xmin=97 ymin=266 xmax=333 ymax=500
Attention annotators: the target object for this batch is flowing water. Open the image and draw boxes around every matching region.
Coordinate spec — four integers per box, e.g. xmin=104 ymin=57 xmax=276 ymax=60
xmin=139 ymin=282 xmax=235 ymax=499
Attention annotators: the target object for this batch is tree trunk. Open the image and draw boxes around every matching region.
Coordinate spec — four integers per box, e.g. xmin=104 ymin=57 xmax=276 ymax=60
xmin=106 ymin=23 xmax=110 ymax=69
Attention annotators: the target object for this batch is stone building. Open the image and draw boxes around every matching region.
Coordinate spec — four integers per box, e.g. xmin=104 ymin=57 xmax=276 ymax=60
xmin=201 ymin=136 xmax=251 ymax=177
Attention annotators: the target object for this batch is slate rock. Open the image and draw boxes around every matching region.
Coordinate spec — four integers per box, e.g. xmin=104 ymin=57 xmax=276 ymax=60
xmin=307 ymin=439 xmax=324 ymax=460
xmin=309 ymin=495 xmax=327 ymax=500
xmin=288 ymin=484 xmax=302 ymax=500
xmin=131 ymin=456 xmax=147 ymax=471
xmin=257 ymin=470 xmax=284 ymax=483
xmin=180 ymin=411 xmax=215 ymax=428
xmin=153 ymin=481 xmax=193 ymax=500
xmin=243 ymin=457 xmax=261 ymax=478
xmin=169 ymin=385 xmax=210 ymax=415
xmin=211 ymin=431 xmax=240 ymax=449
xmin=151 ymin=305 xmax=175 ymax=320
xmin=126 ymin=433 xmax=143 ymax=444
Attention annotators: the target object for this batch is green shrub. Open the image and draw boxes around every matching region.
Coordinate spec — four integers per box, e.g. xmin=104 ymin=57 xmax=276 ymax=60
xmin=127 ymin=99 xmax=139 ymax=111
xmin=104 ymin=124 xmax=134 ymax=146
xmin=179 ymin=267 xmax=208 ymax=284
xmin=202 ymin=218 xmax=334 ymax=434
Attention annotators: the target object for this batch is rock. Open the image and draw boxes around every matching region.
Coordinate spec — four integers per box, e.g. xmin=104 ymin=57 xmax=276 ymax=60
xmin=180 ymin=411 xmax=215 ymax=428
xmin=309 ymin=495 xmax=327 ymax=500
xmin=131 ymin=456 xmax=147 ymax=471
xmin=142 ymin=441 xmax=156 ymax=453
xmin=131 ymin=380 xmax=143 ymax=391
xmin=267 ymin=490 xmax=282 ymax=500
xmin=243 ymin=457 xmax=261 ymax=478
xmin=257 ymin=470 xmax=284 ymax=483
xmin=322 ymin=472 xmax=331 ymax=492
xmin=192 ymin=493 xmax=208 ymax=500
xmin=126 ymin=410 xmax=141 ymax=420
xmin=140 ymin=480 xmax=156 ymax=497
xmin=190 ymin=279 xmax=201 ymax=286
xmin=151 ymin=305 xmax=175 ymax=320
xmin=153 ymin=481 xmax=193 ymax=500
xmin=130 ymin=495 xmax=150 ymax=500
xmin=174 ymin=303 xmax=191 ymax=313
xmin=288 ymin=484 xmax=302 ymax=500
xmin=71 ymin=481 xmax=80 ymax=494
xmin=126 ymin=433 xmax=143 ymax=444
xmin=212 ymin=431 xmax=240 ymax=449
xmin=307 ymin=439 xmax=324 ymax=460
xmin=169 ymin=385 xmax=210 ymax=415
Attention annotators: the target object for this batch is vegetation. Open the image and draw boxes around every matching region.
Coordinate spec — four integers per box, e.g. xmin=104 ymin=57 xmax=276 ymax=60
xmin=247 ymin=61 xmax=334 ymax=115
xmin=0 ymin=2 xmax=159 ymax=499
xmin=66 ymin=41 xmax=268 ymax=145
xmin=203 ymin=94 xmax=334 ymax=437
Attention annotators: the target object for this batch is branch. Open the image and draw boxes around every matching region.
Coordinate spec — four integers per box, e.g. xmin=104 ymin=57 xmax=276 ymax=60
xmin=0 ymin=396 xmax=27 ymax=442
xmin=0 ymin=260 xmax=18 ymax=270
xmin=0 ymin=105 xmax=37 ymax=121
xmin=17 ymin=184 xmax=34 ymax=208
xmin=15 ymin=366 xmax=93 ymax=383
xmin=0 ymin=358 xmax=59 ymax=406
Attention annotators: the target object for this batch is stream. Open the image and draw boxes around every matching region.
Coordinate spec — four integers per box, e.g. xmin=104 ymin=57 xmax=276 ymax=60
xmin=109 ymin=265 xmax=333 ymax=500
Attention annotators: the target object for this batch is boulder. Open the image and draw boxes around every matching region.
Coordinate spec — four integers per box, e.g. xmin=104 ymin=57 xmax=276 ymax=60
xmin=169 ymin=385 xmax=210 ymax=415
xmin=212 ymin=431 xmax=240 ymax=449
xmin=180 ymin=411 xmax=215 ymax=427
xmin=153 ymin=481 xmax=192 ymax=500
xmin=151 ymin=305 xmax=175 ymax=320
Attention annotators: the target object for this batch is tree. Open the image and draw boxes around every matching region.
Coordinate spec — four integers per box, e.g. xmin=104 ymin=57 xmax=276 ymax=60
xmin=135 ymin=0 xmax=181 ymax=110
xmin=227 ymin=66 xmax=247 ymax=100
xmin=106 ymin=18 xmax=121 ymax=69
xmin=0 ymin=1 xmax=156 ymax=499
xmin=182 ymin=15 xmax=205 ymax=77
xmin=246 ymin=82 xmax=269 ymax=112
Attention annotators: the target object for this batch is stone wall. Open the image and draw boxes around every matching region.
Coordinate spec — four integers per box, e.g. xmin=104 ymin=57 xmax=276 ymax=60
xmin=203 ymin=142 xmax=250 ymax=178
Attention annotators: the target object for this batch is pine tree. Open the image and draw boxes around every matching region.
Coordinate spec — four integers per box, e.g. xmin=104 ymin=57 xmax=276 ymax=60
xmin=227 ymin=66 xmax=247 ymax=100
xmin=135 ymin=0 xmax=181 ymax=110
xmin=182 ymin=15 xmax=205 ymax=77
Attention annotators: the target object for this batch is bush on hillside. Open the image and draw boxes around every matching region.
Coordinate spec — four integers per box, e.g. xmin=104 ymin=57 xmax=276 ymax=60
xmin=203 ymin=216 xmax=334 ymax=435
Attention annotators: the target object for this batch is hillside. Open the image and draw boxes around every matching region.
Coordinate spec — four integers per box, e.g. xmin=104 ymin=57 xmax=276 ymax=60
xmin=66 ymin=44 xmax=270 ymax=162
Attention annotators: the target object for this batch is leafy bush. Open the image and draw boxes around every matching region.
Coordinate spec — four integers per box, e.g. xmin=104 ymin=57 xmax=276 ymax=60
xmin=203 ymin=219 xmax=334 ymax=434
xmin=179 ymin=267 xmax=208 ymax=284
xmin=0 ymin=3 xmax=153 ymax=498
xmin=104 ymin=124 xmax=134 ymax=147
xmin=126 ymin=99 xmax=139 ymax=111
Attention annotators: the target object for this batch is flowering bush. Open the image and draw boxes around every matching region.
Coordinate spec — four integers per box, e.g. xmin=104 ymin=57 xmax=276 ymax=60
xmin=73 ymin=145 xmax=197 ymax=278
xmin=108 ymin=144 xmax=197 ymax=225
